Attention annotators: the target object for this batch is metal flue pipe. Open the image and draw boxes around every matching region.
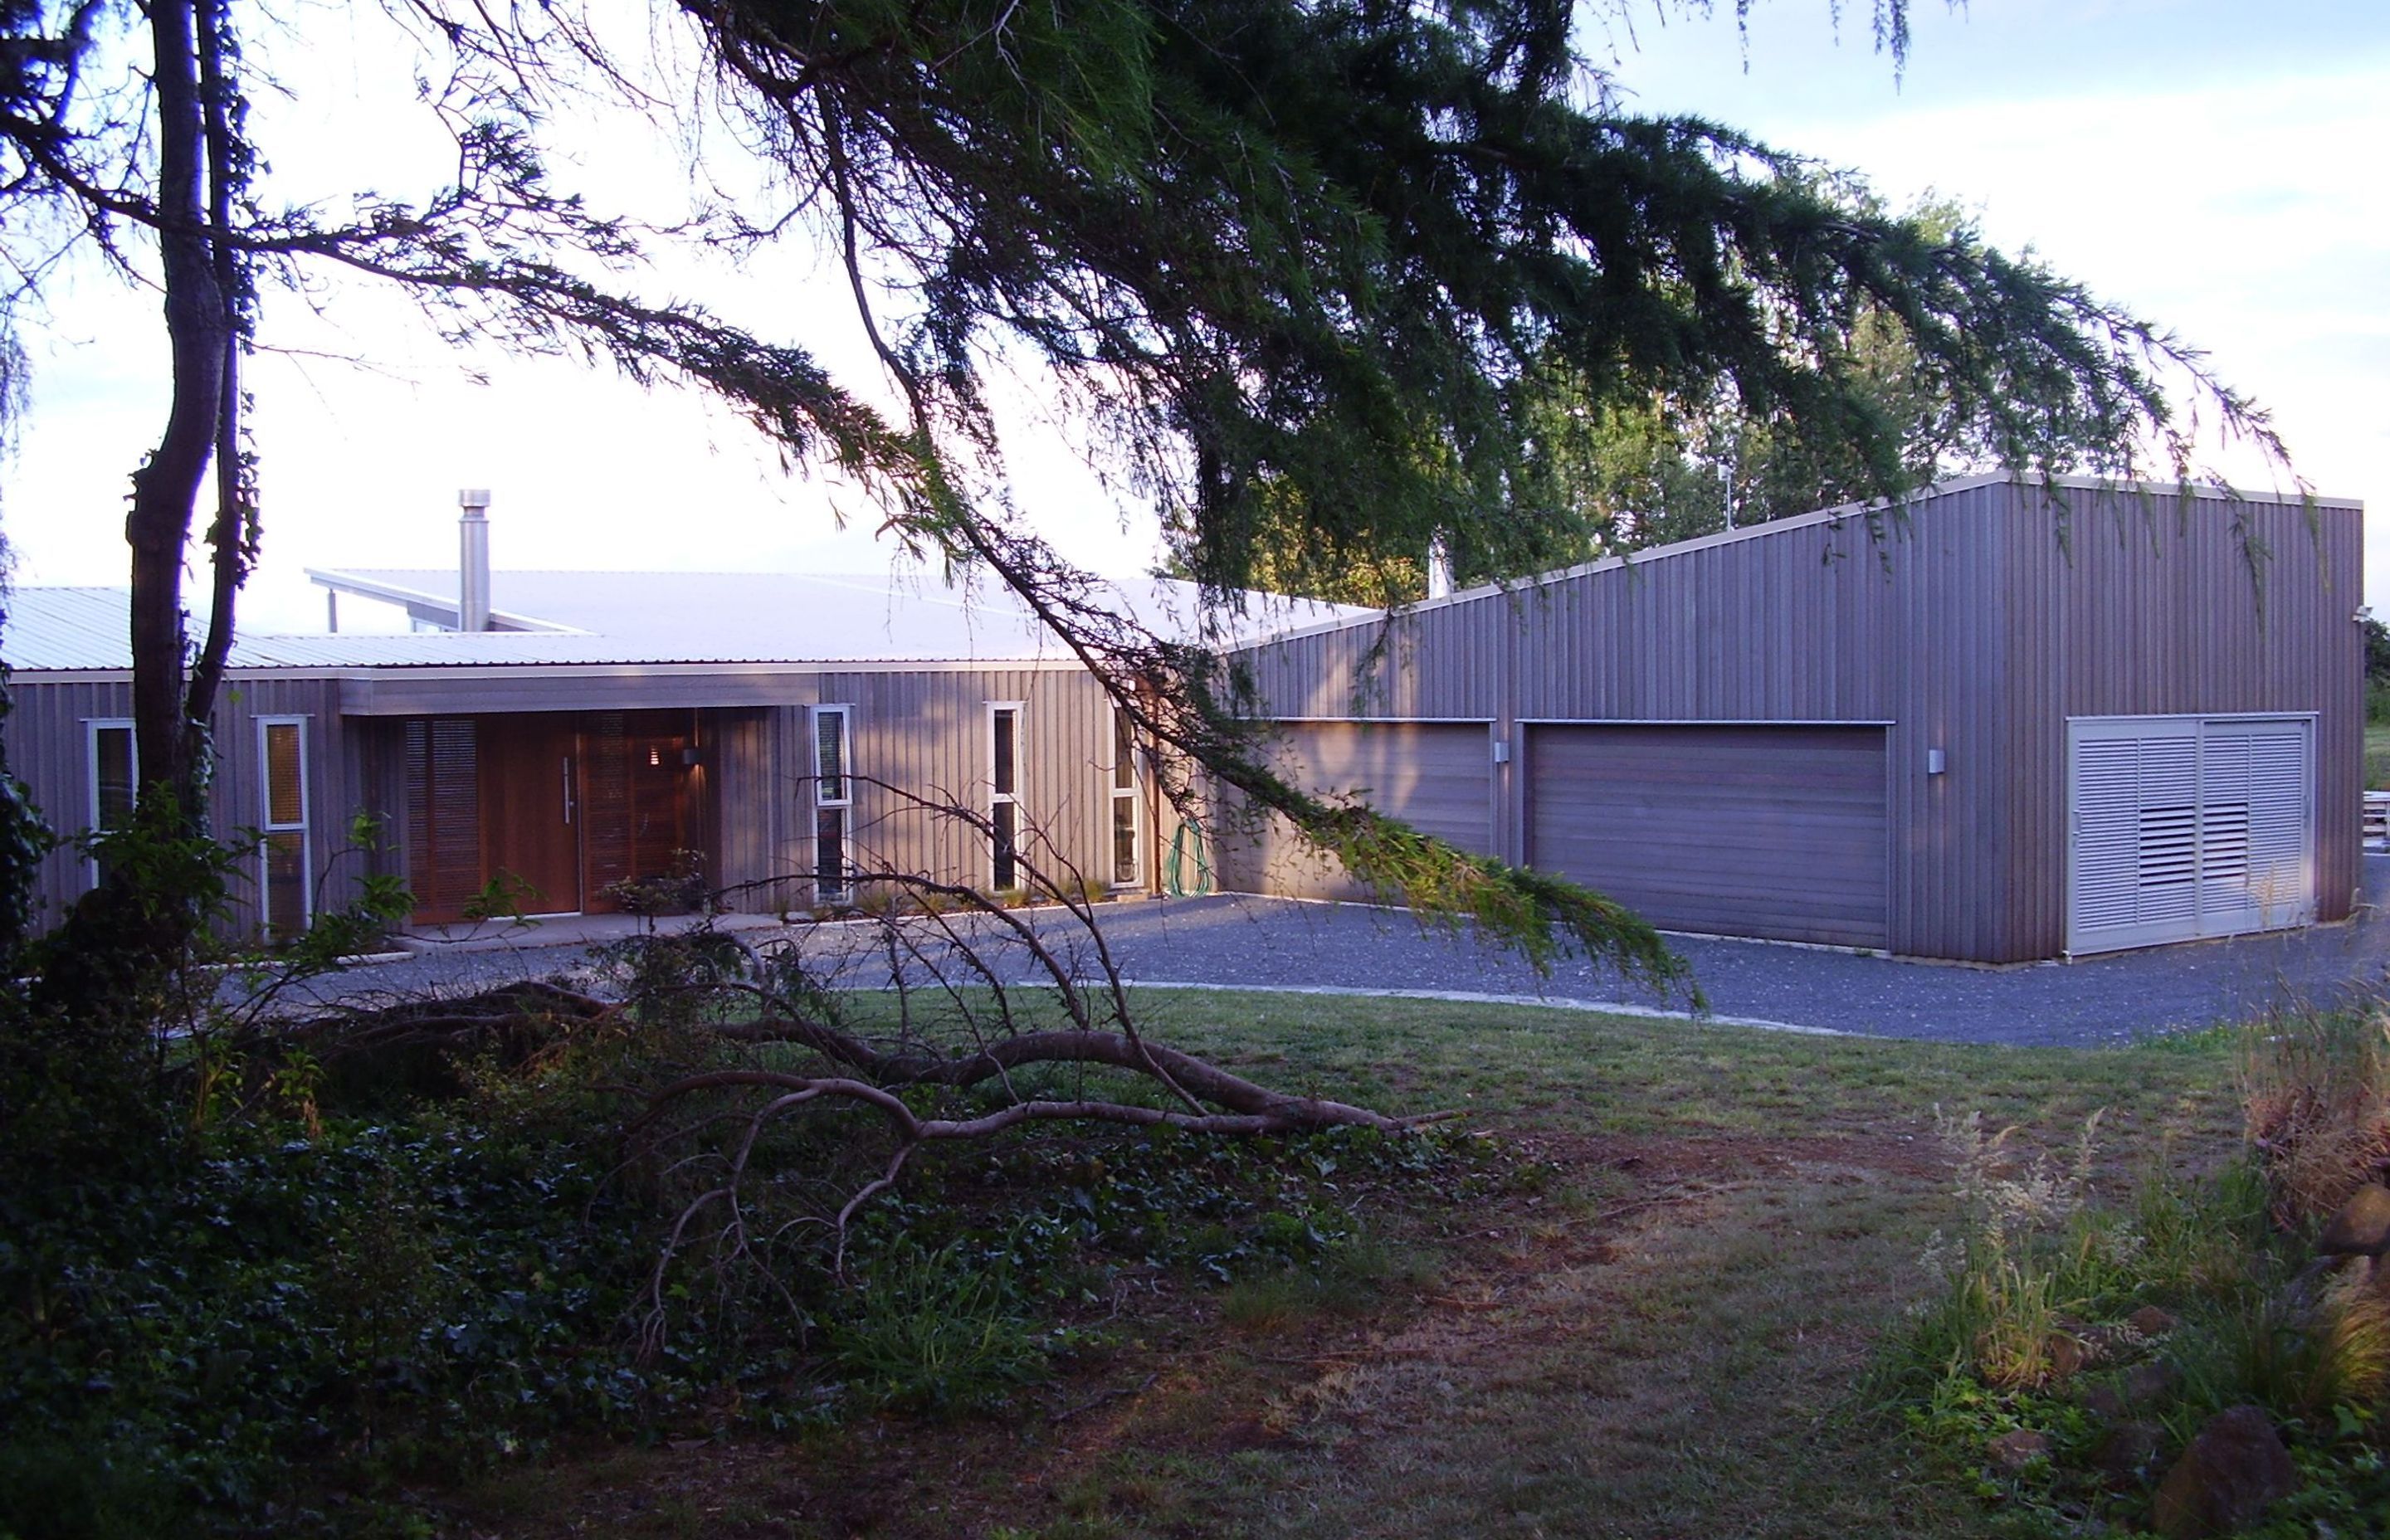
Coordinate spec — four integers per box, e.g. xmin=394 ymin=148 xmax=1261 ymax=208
xmin=458 ymin=488 xmax=493 ymax=632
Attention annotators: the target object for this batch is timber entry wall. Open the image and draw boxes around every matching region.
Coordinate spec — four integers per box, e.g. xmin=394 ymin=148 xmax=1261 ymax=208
xmin=1224 ymin=476 xmax=2362 ymax=962
xmin=402 ymin=709 xmax=710 ymax=923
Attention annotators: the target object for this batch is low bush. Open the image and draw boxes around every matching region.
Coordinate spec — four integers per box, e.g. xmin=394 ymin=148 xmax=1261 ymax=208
xmin=1886 ymin=1031 xmax=2390 ymax=1534
xmin=2241 ymin=1002 xmax=2390 ymax=1228
xmin=0 ymin=1018 xmax=1488 ymax=1534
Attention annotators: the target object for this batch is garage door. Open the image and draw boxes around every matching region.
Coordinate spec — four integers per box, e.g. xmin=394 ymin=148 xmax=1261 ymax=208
xmin=2067 ymin=715 xmax=2313 ymax=955
xmin=1527 ymin=724 xmax=1890 ymax=948
xmin=1222 ymin=721 xmax=1493 ymax=901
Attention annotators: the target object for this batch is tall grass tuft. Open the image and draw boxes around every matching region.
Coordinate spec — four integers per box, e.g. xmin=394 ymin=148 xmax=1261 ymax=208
xmin=825 ymin=1242 xmax=1055 ymax=1414
xmin=2241 ymin=1003 xmax=2390 ymax=1229
xmin=2314 ymin=1266 xmax=2390 ymax=1412
xmin=1896 ymin=1109 xmax=2111 ymax=1393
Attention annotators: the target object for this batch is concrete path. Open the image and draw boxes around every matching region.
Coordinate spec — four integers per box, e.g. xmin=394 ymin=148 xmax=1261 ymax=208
xmin=286 ymin=857 xmax=2390 ymax=1049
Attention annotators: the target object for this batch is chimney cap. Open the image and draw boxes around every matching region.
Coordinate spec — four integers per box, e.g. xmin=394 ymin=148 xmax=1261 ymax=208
xmin=458 ymin=488 xmax=493 ymax=512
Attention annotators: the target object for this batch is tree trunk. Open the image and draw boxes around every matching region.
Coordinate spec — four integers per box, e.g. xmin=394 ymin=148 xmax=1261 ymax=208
xmin=181 ymin=0 xmax=252 ymax=777
xmin=20 ymin=0 xmax=242 ymax=1036
xmin=126 ymin=0 xmax=230 ymax=818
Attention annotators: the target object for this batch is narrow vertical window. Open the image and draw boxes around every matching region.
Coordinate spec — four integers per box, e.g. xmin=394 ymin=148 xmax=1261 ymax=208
xmin=258 ymin=718 xmax=310 ymax=938
xmin=1110 ymin=705 xmax=1140 ymax=889
xmin=86 ymin=719 xmax=137 ymax=886
xmin=989 ymin=703 xmax=1022 ymax=890
xmin=813 ymin=705 xmax=851 ymax=904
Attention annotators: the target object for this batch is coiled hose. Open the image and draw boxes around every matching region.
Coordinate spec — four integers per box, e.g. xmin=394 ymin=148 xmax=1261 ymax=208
xmin=1163 ymin=816 xmax=1214 ymax=897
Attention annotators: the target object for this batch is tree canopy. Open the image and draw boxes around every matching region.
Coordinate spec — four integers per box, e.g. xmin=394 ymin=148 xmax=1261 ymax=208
xmin=0 ymin=0 xmax=2289 ymax=984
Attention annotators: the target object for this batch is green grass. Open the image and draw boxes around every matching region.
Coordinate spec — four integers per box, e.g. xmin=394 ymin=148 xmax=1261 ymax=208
xmin=452 ymin=989 xmax=2248 ymax=1540
xmin=2368 ymin=722 xmax=2390 ymax=791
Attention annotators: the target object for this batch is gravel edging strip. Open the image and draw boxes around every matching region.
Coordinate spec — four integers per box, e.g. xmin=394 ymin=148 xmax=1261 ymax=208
xmin=1111 ymin=979 xmax=1850 ymax=1037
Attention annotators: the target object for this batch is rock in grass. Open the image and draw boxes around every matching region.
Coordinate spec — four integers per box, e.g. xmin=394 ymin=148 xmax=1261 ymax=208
xmin=2077 ymin=1382 xmax=2129 ymax=1424
xmin=1987 ymin=1428 xmax=2051 ymax=1474
xmin=2121 ymin=1359 xmax=2181 ymax=1407
xmin=2046 ymin=1331 xmax=2089 ymax=1382
xmin=2126 ymin=1304 xmax=2178 ymax=1338
xmin=2319 ymin=1182 xmax=2390 ymax=1257
xmin=2150 ymin=1406 xmax=2299 ymax=1539
xmin=2095 ymin=1420 xmax=2168 ymax=1490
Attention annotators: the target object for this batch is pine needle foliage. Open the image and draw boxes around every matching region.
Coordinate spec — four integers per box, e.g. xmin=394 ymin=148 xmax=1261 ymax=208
xmin=0 ymin=0 xmax=2295 ymax=991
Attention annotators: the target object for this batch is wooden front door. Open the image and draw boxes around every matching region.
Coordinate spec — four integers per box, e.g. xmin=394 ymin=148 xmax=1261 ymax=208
xmin=579 ymin=710 xmax=697 ymax=912
xmin=479 ymin=713 xmax=583 ymax=914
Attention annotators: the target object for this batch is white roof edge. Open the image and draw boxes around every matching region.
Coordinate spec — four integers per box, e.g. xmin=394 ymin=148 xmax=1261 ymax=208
xmin=1246 ymin=471 xmax=2362 ymax=651
xmin=305 ymin=568 xmax=583 ymax=635
xmin=8 ymin=656 xmax=1098 ymax=684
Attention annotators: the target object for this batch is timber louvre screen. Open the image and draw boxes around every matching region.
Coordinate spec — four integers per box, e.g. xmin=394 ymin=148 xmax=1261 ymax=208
xmin=2066 ymin=715 xmax=2315 ymax=956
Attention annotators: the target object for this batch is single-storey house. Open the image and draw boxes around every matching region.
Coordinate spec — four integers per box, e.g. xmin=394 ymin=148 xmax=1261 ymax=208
xmin=5 ymin=500 xmax=1358 ymax=937
xmin=4 ymin=474 xmax=2363 ymax=963
xmin=1218 ymin=475 xmax=2365 ymax=962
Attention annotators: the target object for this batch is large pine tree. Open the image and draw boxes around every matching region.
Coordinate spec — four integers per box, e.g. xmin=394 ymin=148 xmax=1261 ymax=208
xmin=0 ymin=0 xmax=2286 ymax=984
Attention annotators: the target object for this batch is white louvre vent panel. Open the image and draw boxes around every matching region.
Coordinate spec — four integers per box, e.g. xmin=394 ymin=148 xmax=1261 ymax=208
xmin=2067 ymin=715 xmax=2314 ymax=955
xmin=2136 ymin=735 xmax=2199 ymax=926
xmin=2197 ymin=721 xmax=2314 ymax=934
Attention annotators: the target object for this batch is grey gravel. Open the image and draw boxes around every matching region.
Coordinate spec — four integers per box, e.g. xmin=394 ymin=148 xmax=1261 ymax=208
xmin=278 ymin=855 xmax=2390 ymax=1048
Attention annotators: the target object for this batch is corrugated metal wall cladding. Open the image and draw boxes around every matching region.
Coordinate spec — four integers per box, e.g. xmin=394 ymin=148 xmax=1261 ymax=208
xmin=2001 ymin=485 xmax=2362 ymax=955
xmin=818 ymin=667 xmax=1119 ymax=898
xmin=1223 ymin=481 xmax=2355 ymax=962
xmin=7 ymin=675 xmax=368 ymax=936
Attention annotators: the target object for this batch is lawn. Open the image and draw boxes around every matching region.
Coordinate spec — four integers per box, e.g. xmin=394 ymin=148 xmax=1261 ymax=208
xmin=2368 ymin=722 xmax=2390 ymax=792
xmin=445 ymin=992 xmax=2248 ymax=1540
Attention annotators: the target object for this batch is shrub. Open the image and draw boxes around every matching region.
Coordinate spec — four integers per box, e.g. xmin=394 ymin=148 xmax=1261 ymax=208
xmin=1887 ymin=1102 xmax=2390 ymax=1536
xmin=2241 ymin=1004 xmax=2390 ymax=1228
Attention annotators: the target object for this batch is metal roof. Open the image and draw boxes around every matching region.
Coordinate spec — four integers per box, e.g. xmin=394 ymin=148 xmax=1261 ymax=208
xmin=4 ymin=588 xmax=138 ymax=671
xmin=6 ymin=570 xmax=1374 ymax=674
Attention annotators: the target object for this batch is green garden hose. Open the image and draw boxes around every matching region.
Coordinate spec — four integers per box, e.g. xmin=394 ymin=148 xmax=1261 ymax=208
xmin=1164 ymin=816 xmax=1214 ymax=897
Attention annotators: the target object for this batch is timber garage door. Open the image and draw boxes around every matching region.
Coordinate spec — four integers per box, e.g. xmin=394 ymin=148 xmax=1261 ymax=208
xmin=1527 ymin=724 xmax=1890 ymax=948
xmin=2067 ymin=715 xmax=2313 ymax=955
xmin=1231 ymin=721 xmax=1492 ymax=900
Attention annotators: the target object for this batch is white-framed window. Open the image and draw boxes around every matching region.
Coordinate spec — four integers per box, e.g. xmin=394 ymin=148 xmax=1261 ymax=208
xmin=85 ymin=718 xmax=138 ymax=887
xmin=988 ymin=701 xmax=1024 ymax=890
xmin=1110 ymin=704 xmax=1141 ymax=889
xmin=812 ymin=704 xmax=852 ymax=904
xmin=256 ymin=716 xmax=311 ymax=937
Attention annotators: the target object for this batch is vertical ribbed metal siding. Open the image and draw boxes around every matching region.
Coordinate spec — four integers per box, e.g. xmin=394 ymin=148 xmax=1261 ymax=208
xmin=1231 ymin=480 xmax=2353 ymax=962
xmin=1212 ymin=721 xmax=1495 ymax=899
xmin=1239 ymin=504 xmax=1968 ymax=956
xmin=9 ymin=675 xmax=133 ymax=933
xmin=11 ymin=663 xmax=1139 ymax=933
xmin=1999 ymin=483 xmax=2362 ymax=958
xmin=7 ymin=672 xmax=367 ymax=937
xmin=814 ymin=668 xmax=1118 ymax=897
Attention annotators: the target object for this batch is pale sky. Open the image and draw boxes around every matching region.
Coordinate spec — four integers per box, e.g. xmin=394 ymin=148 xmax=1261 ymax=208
xmin=5 ymin=0 xmax=2384 ymax=632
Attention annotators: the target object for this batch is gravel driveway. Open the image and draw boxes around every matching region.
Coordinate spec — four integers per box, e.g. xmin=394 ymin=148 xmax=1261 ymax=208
xmin=288 ymin=856 xmax=2390 ymax=1049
